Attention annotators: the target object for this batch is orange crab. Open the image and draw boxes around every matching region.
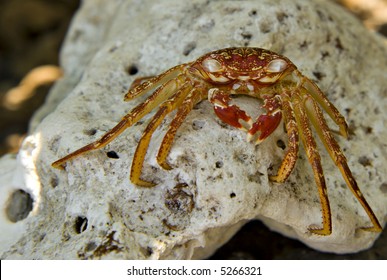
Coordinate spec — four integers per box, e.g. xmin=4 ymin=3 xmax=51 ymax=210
xmin=52 ymin=47 xmax=382 ymax=235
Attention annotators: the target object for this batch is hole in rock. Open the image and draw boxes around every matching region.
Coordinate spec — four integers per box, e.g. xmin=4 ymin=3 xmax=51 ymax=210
xmin=192 ymin=120 xmax=205 ymax=130
xmin=215 ymin=161 xmax=223 ymax=168
xmin=276 ymin=12 xmax=288 ymax=23
xmin=6 ymin=189 xmax=33 ymax=223
xmin=106 ymin=151 xmax=119 ymax=159
xmin=380 ymin=183 xmax=387 ymax=194
xmin=334 ymin=38 xmax=344 ymax=52
xmin=50 ymin=176 xmax=59 ymax=188
xmin=358 ymin=156 xmax=372 ymax=167
xmin=248 ymin=9 xmax=257 ymax=16
xmin=276 ymin=139 xmax=286 ymax=150
xmin=299 ymin=41 xmax=309 ymax=50
xmin=230 ymin=192 xmax=236 ymax=198
xmin=312 ymin=71 xmax=325 ymax=81
xmin=83 ymin=128 xmax=97 ymax=136
xmin=363 ymin=126 xmax=373 ymax=134
xmin=242 ymin=32 xmax=252 ymax=40
xmin=74 ymin=216 xmax=88 ymax=234
xmin=85 ymin=241 xmax=97 ymax=252
xmin=378 ymin=23 xmax=387 ymax=37
xmin=146 ymin=247 xmax=153 ymax=256
xmin=183 ymin=42 xmax=196 ymax=56
xmin=127 ymin=64 xmax=139 ymax=76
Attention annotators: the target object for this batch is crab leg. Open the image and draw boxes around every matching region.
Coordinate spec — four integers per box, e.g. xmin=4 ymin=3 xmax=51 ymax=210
xmin=293 ymin=91 xmax=332 ymax=235
xmin=130 ymin=81 xmax=192 ymax=187
xmin=52 ymin=76 xmax=184 ymax=170
xmin=125 ymin=64 xmax=188 ymax=100
xmin=270 ymin=94 xmax=299 ymax=183
xmin=302 ymin=76 xmax=349 ymax=138
xmin=128 ymin=76 xmax=155 ymax=91
xmin=304 ymin=94 xmax=382 ymax=232
xmin=157 ymin=88 xmax=204 ymax=170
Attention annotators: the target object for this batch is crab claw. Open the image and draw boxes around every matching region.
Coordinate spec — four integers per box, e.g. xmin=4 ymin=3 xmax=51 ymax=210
xmin=247 ymin=111 xmax=282 ymax=143
xmin=247 ymin=97 xmax=282 ymax=144
xmin=208 ymin=88 xmax=252 ymax=130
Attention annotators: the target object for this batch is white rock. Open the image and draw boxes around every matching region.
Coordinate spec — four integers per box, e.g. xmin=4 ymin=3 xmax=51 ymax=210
xmin=1 ymin=0 xmax=387 ymax=259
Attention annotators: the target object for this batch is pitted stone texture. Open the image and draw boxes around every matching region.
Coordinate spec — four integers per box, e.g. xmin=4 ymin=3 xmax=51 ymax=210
xmin=1 ymin=0 xmax=386 ymax=259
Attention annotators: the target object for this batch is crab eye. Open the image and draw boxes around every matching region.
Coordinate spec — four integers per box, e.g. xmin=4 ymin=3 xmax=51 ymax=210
xmin=266 ymin=58 xmax=288 ymax=73
xmin=202 ymin=58 xmax=223 ymax=73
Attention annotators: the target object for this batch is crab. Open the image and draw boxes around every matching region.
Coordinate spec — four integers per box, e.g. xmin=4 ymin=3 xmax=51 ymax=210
xmin=52 ymin=47 xmax=382 ymax=235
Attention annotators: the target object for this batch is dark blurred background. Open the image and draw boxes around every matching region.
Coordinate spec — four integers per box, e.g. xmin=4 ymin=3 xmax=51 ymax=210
xmin=0 ymin=0 xmax=80 ymax=155
xmin=0 ymin=0 xmax=386 ymax=259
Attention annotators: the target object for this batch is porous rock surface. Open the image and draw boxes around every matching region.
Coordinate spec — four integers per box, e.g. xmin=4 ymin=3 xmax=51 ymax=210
xmin=1 ymin=0 xmax=387 ymax=259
